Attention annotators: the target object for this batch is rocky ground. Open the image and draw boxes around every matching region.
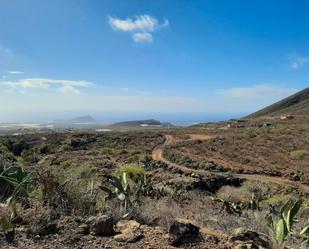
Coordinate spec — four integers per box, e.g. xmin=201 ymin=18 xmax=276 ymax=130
xmin=1 ymin=119 xmax=309 ymax=248
xmin=2 ymin=216 xmax=271 ymax=249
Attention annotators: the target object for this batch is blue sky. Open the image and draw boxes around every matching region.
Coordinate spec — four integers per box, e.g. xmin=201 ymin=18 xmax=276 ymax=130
xmin=0 ymin=0 xmax=308 ymax=124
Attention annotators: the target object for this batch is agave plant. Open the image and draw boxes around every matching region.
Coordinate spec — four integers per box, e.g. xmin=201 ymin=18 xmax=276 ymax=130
xmin=99 ymin=172 xmax=132 ymax=216
xmin=0 ymin=164 xmax=34 ymax=242
xmin=0 ymin=163 xmax=35 ymax=201
xmin=266 ymin=199 xmax=309 ymax=247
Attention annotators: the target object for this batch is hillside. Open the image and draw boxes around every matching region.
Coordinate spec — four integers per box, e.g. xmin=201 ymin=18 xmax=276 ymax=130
xmin=1 ymin=121 xmax=309 ymax=249
xmin=246 ymin=87 xmax=309 ymax=118
xmin=108 ymin=119 xmax=173 ymax=128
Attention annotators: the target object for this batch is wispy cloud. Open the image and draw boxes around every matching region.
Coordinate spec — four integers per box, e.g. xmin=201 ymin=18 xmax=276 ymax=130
xmin=0 ymin=82 xmax=302 ymax=122
xmin=7 ymin=71 xmax=24 ymax=75
xmin=219 ymin=84 xmax=297 ymax=99
xmin=1 ymin=78 xmax=93 ymax=94
xmin=290 ymin=54 xmax=308 ymax=70
xmin=59 ymin=85 xmax=81 ymax=94
xmin=132 ymin=32 xmax=153 ymax=43
xmin=108 ymin=15 xmax=168 ymax=32
xmin=108 ymin=14 xmax=169 ymax=43
xmin=211 ymin=84 xmax=299 ymax=114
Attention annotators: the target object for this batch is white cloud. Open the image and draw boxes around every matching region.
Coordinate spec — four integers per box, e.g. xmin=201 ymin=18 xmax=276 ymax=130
xmin=132 ymin=32 xmax=153 ymax=43
xmin=1 ymin=78 xmax=93 ymax=94
xmin=219 ymin=84 xmax=297 ymax=100
xmin=108 ymin=15 xmax=168 ymax=32
xmin=290 ymin=55 xmax=308 ymax=70
xmin=108 ymin=14 xmax=168 ymax=43
xmin=120 ymin=87 xmax=129 ymax=91
xmin=7 ymin=71 xmax=24 ymax=75
xmin=60 ymin=85 xmax=81 ymax=94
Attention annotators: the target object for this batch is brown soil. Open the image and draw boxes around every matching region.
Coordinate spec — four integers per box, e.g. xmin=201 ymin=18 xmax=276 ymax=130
xmin=153 ymin=134 xmax=309 ymax=193
xmin=2 ymin=224 xmax=228 ymax=249
xmin=1 ymin=126 xmax=308 ymax=249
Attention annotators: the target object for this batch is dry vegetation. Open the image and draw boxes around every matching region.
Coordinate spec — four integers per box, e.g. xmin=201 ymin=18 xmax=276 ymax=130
xmin=166 ymin=119 xmax=309 ymax=184
xmin=0 ymin=119 xmax=308 ymax=248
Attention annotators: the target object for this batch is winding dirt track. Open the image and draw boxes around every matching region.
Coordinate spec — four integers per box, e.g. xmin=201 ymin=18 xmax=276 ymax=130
xmin=152 ymin=134 xmax=309 ymax=193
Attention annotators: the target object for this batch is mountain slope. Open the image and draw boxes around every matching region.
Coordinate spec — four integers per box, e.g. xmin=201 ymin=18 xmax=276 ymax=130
xmin=246 ymin=87 xmax=309 ymax=118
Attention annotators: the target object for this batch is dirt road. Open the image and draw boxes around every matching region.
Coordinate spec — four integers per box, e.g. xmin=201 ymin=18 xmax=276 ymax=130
xmin=152 ymin=134 xmax=309 ymax=193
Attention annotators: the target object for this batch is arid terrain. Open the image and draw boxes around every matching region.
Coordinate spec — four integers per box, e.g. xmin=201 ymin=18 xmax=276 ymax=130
xmin=0 ymin=113 xmax=309 ymax=249
xmin=0 ymin=88 xmax=309 ymax=249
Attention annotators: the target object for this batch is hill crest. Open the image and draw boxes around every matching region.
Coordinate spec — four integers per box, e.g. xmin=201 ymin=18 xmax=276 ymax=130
xmin=246 ymin=87 xmax=309 ymax=118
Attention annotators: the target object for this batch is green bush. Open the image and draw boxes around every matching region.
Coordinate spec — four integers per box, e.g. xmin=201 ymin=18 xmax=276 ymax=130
xmin=114 ymin=164 xmax=145 ymax=182
xmin=244 ymin=130 xmax=258 ymax=138
xmin=271 ymin=126 xmax=294 ymax=135
xmin=290 ymin=150 xmax=309 ymax=160
xmin=0 ymin=143 xmax=15 ymax=162
xmin=39 ymin=144 xmax=49 ymax=154
xmin=57 ymin=144 xmax=72 ymax=152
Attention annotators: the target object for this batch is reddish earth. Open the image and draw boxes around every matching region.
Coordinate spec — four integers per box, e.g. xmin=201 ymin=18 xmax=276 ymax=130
xmin=154 ymin=134 xmax=309 ymax=193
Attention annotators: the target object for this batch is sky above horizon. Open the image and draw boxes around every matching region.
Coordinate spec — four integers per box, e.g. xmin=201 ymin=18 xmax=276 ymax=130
xmin=0 ymin=0 xmax=308 ymax=124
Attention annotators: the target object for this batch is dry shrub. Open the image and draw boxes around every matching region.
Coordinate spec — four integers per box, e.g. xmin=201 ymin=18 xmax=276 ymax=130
xmin=136 ymin=197 xmax=181 ymax=230
xmin=0 ymin=203 xmax=9 ymax=225
xmin=290 ymin=150 xmax=309 ymax=160
xmin=21 ymin=200 xmax=53 ymax=226
xmin=33 ymin=163 xmax=101 ymax=217
xmin=216 ymin=185 xmax=252 ymax=203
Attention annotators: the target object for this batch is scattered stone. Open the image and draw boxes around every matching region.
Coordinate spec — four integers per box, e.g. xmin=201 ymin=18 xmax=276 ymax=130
xmin=204 ymin=234 xmax=219 ymax=244
xmin=114 ymin=232 xmax=144 ymax=243
xmin=233 ymin=244 xmax=246 ymax=249
xmin=229 ymin=228 xmax=270 ymax=249
xmin=30 ymin=223 xmax=58 ymax=236
xmin=77 ymin=224 xmax=89 ymax=235
xmin=285 ymin=170 xmax=303 ymax=181
xmin=168 ymin=218 xmax=202 ymax=246
xmin=113 ymin=220 xmax=143 ymax=243
xmin=115 ymin=220 xmax=141 ymax=234
xmin=86 ymin=215 xmax=114 ymax=236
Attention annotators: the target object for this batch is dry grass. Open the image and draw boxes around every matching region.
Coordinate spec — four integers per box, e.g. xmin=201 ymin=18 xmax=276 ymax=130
xmin=290 ymin=150 xmax=309 ymax=160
